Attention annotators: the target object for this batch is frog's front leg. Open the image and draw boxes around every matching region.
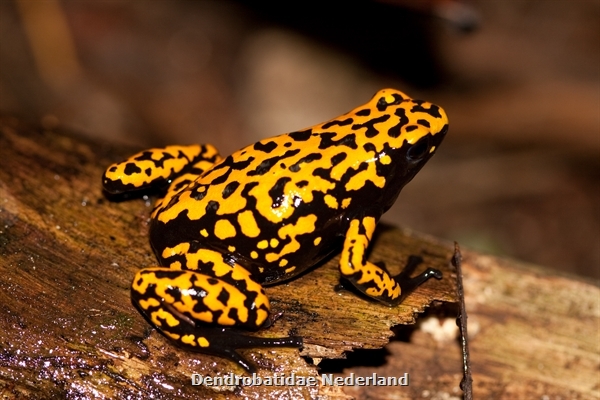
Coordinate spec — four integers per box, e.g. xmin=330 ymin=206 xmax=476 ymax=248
xmin=131 ymin=247 xmax=302 ymax=373
xmin=339 ymin=216 xmax=442 ymax=306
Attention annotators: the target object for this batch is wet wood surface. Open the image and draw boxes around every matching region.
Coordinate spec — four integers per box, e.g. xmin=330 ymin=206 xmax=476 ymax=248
xmin=0 ymin=116 xmax=597 ymax=399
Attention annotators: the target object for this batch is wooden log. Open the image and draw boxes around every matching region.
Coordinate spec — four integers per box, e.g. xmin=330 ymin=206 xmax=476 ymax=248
xmin=334 ymin=251 xmax=599 ymax=400
xmin=0 ymin=116 xmax=455 ymax=399
xmin=0 ymin=116 xmax=597 ymax=399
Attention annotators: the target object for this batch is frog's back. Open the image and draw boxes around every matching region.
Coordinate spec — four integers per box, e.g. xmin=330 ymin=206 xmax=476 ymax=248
xmin=151 ymin=89 xmax=448 ymax=283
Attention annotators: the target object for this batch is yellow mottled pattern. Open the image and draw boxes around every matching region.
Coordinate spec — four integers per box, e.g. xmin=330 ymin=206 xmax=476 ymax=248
xmin=339 ymin=217 xmax=401 ymax=300
xmin=112 ymin=88 xmax=448 ymax=358
xmin=214 ymin=219 xmax=236 ymax=240
xmin=162 ymin=242 xmax=190 ymax=259
xmin=138 ymin=297 xmax=160 ymax=309
xmin=379 ymin=154 xmax=391 ymax=165
xmin=159 ymin=190 xmax=206 ymax=222
xmin=151 ymin=308 xmax=181 ymax=328
xmin=165 ymin=331 xmax=181 ymax=340
xmin=104 ymin=144 xmax=202 ymax=190
xmin=237 ymin=210 xmax=261 ymax=238
xmin=181 ymin=335 xmax=196 ymax=346
xmin=184 ymin=248 xmax=254 ymax=282
xmin=155 ymin=89 xmax=448 ymax=232
xmin=151 ymin=164 xmax=218 ymax=218
xmin=216 ymin=187 xmax=247 ymax=216
xmin=324 ymin=194 xmax=338 ymax=209
xmin=135 ymin=266 xmax=270 ymax=327
xmin=264 ymin=214 xmax=317 ymax=262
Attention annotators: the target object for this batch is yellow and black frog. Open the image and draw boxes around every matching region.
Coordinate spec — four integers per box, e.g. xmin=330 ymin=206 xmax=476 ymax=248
xmin=103 ymin=88 xmax=449 ymax=372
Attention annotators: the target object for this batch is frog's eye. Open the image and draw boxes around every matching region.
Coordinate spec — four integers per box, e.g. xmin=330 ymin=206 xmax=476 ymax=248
xmin=406 ymin=136 xmax=431 ymax=162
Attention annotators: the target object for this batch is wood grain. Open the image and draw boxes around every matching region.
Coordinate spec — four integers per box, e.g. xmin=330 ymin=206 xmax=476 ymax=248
xmin=0 ymin=116 xmax=458 ymax=399
xmin=1 ymin=116 xmax=597 ymax=399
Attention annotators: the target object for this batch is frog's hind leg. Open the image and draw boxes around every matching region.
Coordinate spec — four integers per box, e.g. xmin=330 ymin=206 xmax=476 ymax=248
xmin=151 ymin=152 xmax=224 ymax=217
xmin=102 ymin=143 xmax=222 ymax=217
xmin=102 ymin=144 xmax=221 ymax=196
xmin=131 ymin=247 xmax=302 ymax=372
xmin=339 ymin=216 xmax=442 ymax=306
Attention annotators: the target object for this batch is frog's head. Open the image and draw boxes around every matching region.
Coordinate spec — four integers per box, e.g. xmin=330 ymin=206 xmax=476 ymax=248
xmin=365 ymin=89 xmax=449 ymax=209
xmin=370 ymin=88 xmax=448 ymax=151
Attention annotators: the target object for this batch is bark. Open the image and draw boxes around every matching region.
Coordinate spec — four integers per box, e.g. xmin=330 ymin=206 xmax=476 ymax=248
xmin=0 ymin=116 xmax=596 ymax=399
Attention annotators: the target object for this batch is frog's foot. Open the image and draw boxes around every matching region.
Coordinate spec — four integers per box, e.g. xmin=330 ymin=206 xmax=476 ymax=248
xmin=260 ymin=310 xmax=285 ymax=328
xmin=396 ymin=267 xmax=442 ymax=303
xmin=393 ymin=255 xmax=442 ymax=303
xmin=131 ymin=267 xmax=302 ymax=372
xmin=186 ymin=326 xmax=303 ymax=373
xmin=340 ymin=216 xmax=443 ymax=306
xmin=155 ymin=302 xmax=302 ymax=373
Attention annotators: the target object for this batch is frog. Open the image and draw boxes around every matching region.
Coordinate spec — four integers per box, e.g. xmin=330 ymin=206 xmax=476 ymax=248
xmin=102 ymin=88 xmax=449 ymax=373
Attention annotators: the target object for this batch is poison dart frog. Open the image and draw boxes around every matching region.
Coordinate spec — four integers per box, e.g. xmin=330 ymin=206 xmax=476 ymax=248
xmin=102 ymin=89 xmax=449 ymax=372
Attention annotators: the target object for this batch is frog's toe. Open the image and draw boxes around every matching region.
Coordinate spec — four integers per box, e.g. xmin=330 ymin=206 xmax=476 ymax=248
xmin=260 ymin=310 xmax=286 ymax=328
xmin=219 ymin=348 xmax=258 ymax=374
xmin=199 ymin=328 xmax=303 ymax=373
xmin=213 ymin=328 xmax=303 ymax=351
xmin=397 ymin=267 xmax=443 ymax=303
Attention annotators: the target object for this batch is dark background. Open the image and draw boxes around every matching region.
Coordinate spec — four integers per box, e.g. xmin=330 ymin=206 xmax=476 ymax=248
xmin=1 ymin=0 xmax=598 ymax=279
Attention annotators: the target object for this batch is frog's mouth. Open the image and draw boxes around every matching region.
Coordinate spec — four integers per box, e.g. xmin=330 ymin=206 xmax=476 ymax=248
xmin=377 ymin=124 xmax=449 ymax=213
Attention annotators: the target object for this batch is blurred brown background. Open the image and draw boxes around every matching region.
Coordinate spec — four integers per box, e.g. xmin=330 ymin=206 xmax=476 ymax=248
xmin=1 ymin=0 xmax=598 ymax=279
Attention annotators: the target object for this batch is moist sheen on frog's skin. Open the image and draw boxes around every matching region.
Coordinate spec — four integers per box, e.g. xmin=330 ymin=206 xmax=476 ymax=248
xmin=102 ymin=88 xmax=449 ymax=373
